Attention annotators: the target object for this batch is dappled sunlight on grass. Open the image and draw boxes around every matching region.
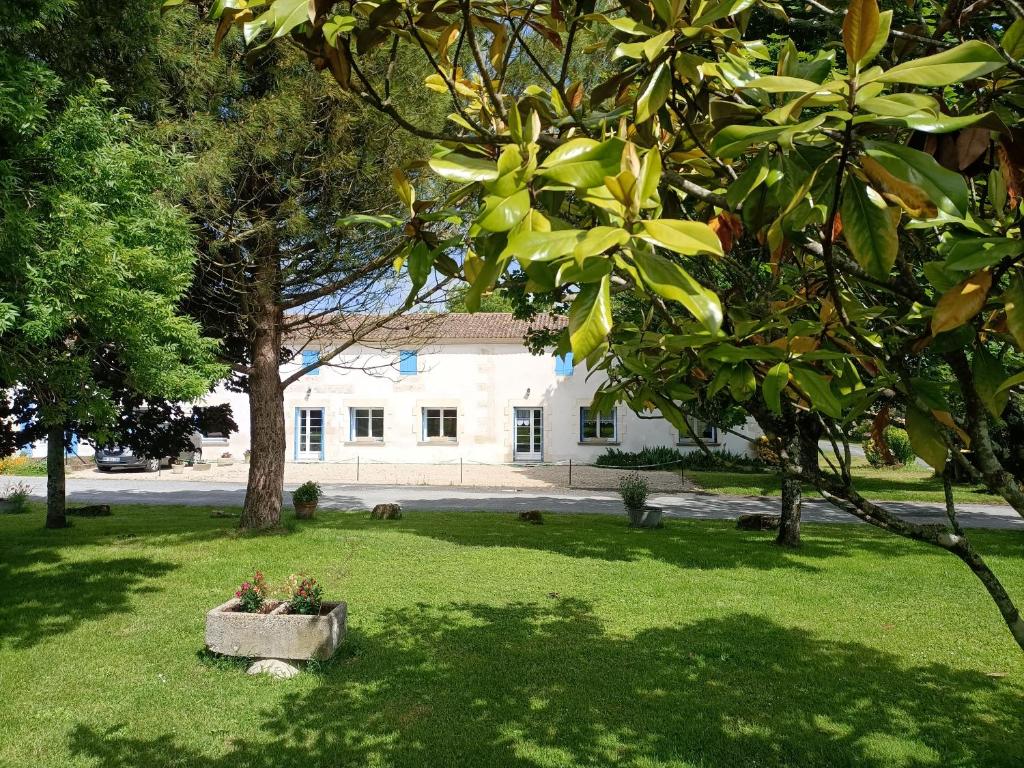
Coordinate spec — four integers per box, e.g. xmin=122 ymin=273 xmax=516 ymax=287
xmin=0 ymin=506 xmax=1021 ymax=767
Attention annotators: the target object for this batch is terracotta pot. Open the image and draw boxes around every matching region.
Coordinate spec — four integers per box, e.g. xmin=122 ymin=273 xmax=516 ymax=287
xmin=294 ymin=501 xmax=317 ymax=519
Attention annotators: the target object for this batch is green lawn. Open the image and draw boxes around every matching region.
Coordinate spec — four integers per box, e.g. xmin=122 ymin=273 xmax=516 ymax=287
xmin=1 ymin=506 xmax=1023 ymax=768
xmin=688 ymin=460 xmax=1002 ymax=505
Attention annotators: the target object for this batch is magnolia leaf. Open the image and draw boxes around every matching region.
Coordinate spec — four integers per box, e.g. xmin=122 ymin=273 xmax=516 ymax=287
xmin=973 ymin=347 xmax=1010 ymax=417
xmin=573 ymin=227 xmax=630 ymax=260
xmin=1004 ymin=271 xmax=1024 ymax=350
xmin=945 ymin=238 xmax=1024 ymax=271
xmin=637 ymin=220 xmax=725 ymax=256
xmin=931 ymin=269 xmax=992 ymax=336
xmin=860 ymin=10 xmax=892 ymax=66
xmin=429 ymin=153 xmax=499 ymax=182
xmin=843 ymin=0 xmax=880 ymax=67
xmin=636 ymin=62 xmax=671 ymax=124
xmin=1001 ymin=18 xmax=1024 ymax=60
xmin=863 ymin=141 xmax=968 ymax=218
xmin=477 ymin=189 xmax=531 ymax=233
xmin=875 ymin=40 xmax=1004 ymax=86
xmin=906 ymin=405 xmax=947 ymax=471
xmin=792 ymin=366 xmax=843 ymax=418
xmin=539 ymin=138 xmax=625 ymax=189
xmin=763 ymin=362 xmax=791 ymax=415
xmin=860 ymin=156 xmax=937 ymax=218
xmin=841 ymin=176 xmax=898 ymax=279
xmin=632 ymin=251 xmax=723 ymax=332
xmin=503 ymin=229 xmax=583 ymax=264
xmin=568 ymin=275 xmax=613 ymax=359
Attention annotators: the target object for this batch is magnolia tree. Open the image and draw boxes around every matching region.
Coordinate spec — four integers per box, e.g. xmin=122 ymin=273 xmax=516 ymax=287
xmin=173 ymin=0 xmax=1024 ymax=649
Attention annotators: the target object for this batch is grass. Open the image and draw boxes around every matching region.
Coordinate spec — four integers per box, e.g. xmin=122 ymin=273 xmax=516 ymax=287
xmin=1 ymin=505 xmax=1023 ymax=768
xmin=688 ymin=458 xmax=1002 ymax=504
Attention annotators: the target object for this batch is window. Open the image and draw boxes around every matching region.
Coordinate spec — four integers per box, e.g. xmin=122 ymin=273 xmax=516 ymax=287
xmin=350 ymin=408 xmax=384 ymax=441
xmin=555 ymin=352 xmax=574 ymax=376
xmin=399 ymin=350 xmax=418 ymax=375
xmin=301 ymin=349 xmax=320 ymax=376
xmin=295 ymin=408 xmax=324 ymax=460
xmin=201 ymin=429 xmax=229 ymax=445
xmin=422 ymin=407 xmax=457 ymax=441
xmin=678 ymin=420 xmax=718 ymax=445
xmin=580 ymin=407 xmax=617 ymax=442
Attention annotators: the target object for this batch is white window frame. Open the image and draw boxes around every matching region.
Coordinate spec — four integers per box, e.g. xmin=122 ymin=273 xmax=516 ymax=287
xmin=422 ymin=407 xmax=458 ymax=442
xmin=350 ymin=407 xmax=384 ymax=442
xmin=579 ymin=407 xmax=617 ymax=443
xmin=678 ymin=419 xmax=719 ymax=446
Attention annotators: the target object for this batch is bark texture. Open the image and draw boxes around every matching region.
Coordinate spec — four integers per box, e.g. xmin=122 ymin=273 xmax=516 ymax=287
xmin=240 ymin=259 xmax=286 ymax=530
xmin=45 ymin=425 xmax=67 ymax=529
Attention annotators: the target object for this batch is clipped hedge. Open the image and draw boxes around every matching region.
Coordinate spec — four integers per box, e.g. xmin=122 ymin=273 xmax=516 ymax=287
xmin=594 ymin=446 xmax=770 ymax=473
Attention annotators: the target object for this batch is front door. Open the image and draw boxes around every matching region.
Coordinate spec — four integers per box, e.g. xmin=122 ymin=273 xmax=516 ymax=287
xmin=295 ymin=408 xmax=324 ymax=461
xmin=514 ymin=408 xmax=543 ymax=462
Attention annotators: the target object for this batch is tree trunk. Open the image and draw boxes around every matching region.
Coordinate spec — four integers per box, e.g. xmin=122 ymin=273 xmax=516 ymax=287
xmin=240 ymin=260 xmax=285 ymax=530
xmin=45 ymin=425 xmax=67 ymax=529
xmin=777 ymin=432 xmax=802 ymax=548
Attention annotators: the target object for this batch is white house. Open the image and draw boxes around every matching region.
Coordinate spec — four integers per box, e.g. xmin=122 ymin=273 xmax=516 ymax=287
xmin=199 ymin=313 xmax=757 ymax=464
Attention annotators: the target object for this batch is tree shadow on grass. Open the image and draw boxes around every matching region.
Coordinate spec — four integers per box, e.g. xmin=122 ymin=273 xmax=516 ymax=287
xmin=320 ymin=512 xmax=961 ymax=573
xmin=68 ymin=602 xmax=1022 ymax=768
xmin=0 ymin=549 xmax=176 ymax=649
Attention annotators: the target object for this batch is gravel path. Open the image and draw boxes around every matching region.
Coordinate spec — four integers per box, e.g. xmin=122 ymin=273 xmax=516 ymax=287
xmin=11 ymin=476 xmax=1024 ymax=529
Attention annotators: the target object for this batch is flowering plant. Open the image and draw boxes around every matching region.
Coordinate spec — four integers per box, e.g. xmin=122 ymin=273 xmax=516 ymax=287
xmin=235 ymin=571 xmax=267 ymax=613
xmin=287 ymin=573 xmax=323 ymax=615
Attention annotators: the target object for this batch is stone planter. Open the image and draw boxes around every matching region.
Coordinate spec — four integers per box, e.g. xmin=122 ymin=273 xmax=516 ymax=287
xmin=627 ymin=505 xmax=664 ymax=529
xmin=294 ymin=501 xmax=317 ymax=519
xmin=205 ymin=598 xmax=347 ymax=661
xmin=217 ymin=459 xmax=233 ymax=467
xmin=170 ymin=465 xmax=184 ymax=475
xmin=193 ymin=462 xmax=212 ymax=472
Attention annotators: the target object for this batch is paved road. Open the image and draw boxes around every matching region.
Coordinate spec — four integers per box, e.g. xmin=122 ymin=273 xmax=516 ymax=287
xmin=13 ymin=476 xmax=1024 ymax=529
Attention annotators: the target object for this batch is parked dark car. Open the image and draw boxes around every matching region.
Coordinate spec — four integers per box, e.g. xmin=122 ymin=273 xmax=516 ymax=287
xmin=95 ymin=447 xmax=162 ymax=472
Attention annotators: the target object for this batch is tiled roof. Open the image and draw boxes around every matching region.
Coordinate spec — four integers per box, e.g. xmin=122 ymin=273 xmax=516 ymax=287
xmin=310 ymin=313 xmax=567 ymax=344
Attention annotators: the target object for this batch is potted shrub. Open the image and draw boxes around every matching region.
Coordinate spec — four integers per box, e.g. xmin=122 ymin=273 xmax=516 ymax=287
xmin=619 ymin=472 xmax=663 ymax=528
xmin=0 ymin=482 xmax=30 ymax=514
xmin=206 ymin=571 xmax=347 ymax=661
xmin=292 ymin=481 xmax=322 ymax=519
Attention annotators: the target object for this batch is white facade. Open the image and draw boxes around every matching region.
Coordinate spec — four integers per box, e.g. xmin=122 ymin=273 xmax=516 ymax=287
xmin=200 ymin=334 xmax=758 ymax=464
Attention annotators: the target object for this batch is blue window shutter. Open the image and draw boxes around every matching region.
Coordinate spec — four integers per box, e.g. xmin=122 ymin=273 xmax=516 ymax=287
xmin=400 ymin=350 xmax=417 ymax=375
xmin=302 ymin=350 xmax=319 ymax=375
xmin=293 ymin=408 xmax=299 ymax=461
xmin=555 ymin=352 xmax=574 ymax=376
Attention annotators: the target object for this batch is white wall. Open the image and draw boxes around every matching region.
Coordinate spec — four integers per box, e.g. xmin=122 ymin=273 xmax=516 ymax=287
xmin=200 ymin=340 xmax=759 ymax=464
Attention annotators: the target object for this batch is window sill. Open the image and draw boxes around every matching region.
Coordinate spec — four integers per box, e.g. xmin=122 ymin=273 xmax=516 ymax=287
xmin=678 ymin=442 xmax=720 ymax=448
xmin=578 ymin=440 xmax=620 ymax=446
xmin=344 ymin=441 xmax=385 ymax=446
xmin=417 ymin=440 xmax=458 ymax=446
xmin=202 ymin=438 xmax=230 ymax=446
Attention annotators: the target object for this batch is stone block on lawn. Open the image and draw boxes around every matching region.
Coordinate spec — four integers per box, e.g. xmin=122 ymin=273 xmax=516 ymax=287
xmin=371 ymin=503 xmax=402 ymax=520
xmin=518 ymin=510 xmax=544 ymax=524
xmin=205 ymin=598 xmax=347 ymax=661
xmin=736 ymin=513 xmax=781 ymax=531
xmin=246 ymin=658 xmax=301 ymax=679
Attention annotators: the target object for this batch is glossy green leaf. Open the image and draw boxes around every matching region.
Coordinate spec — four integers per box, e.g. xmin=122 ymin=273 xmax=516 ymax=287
xmin=906 ymin=405 xmax=948 ymax=470
xmin=763 ymin=361 xmax=790 ymax=414
xmin=875 ymin=40 xmax=1004 ymax=86
xmin=503 ymin=229 xmax=583 ymax=264
xmin=429 ymin=153 xmax=500 ymax=182
xmin=637 ymin=220 xmax=724 ymax=256
xmin=632 ymin=251 xmax=723 ymax=332
xmin=477 ymin=189 xmax=531 ymax=233
xmin=1003 ymin=271 xmax=1024 ymax=351
xmin=1002 ymin=18 xmax=1024 ymax=60
xmin=636 ymin=62 xmax=671 ymax=124
xmin=568 ymin=275 xmax=613 ymax=359
xmin=792 ymin=366 xmax=843 ymax=418
xmin=863 ymin=141 xmax=968 ymax=218
xmin=945 ymin=238 xmax=1024 ymax=271
xmin=573 ymin=227 xmax=630 ymax=260
xmin=539 ymin=139 xmax=625 ymax=189
xmin=973 ymin=347 xmax=1009 ymax=417
xmin=710 ymin=116 xmax=826 ymax=158
xmin=841 ymin=177 xmax=898 ymax=279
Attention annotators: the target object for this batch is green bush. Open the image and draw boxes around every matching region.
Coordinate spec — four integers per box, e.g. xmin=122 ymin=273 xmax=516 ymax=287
xmin=618 ymin=472 xmax=650 ymax=510
xmin=292 ymin=481 xmax=322 ymax=505
xmin=595 ymin=446 xmax=770 ymax=473
xmin=865 ymin=427 xmax=917 ymax=468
